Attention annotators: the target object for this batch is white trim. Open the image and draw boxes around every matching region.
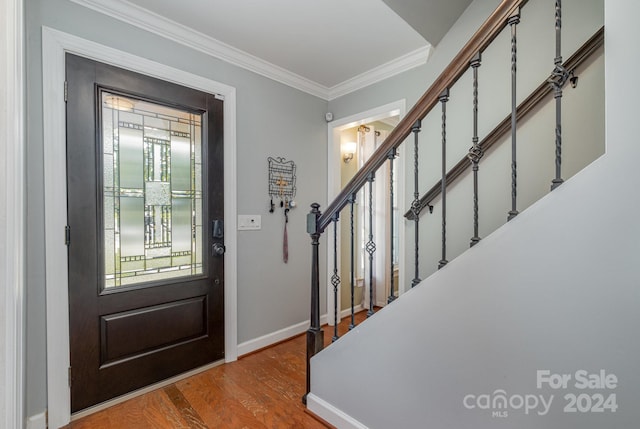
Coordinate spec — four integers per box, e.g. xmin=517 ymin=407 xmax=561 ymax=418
xmin=26 ymin=412 xmax=47 ymax=429
xmin=67 ymin=0 xmax=430 ymax=101
xmin=237 ymin=319 xmax=317 ymax=357
xmin=1 ymin=0 xmax=25 ymax=428
xmin=326 ymin=101 xmax=407 ymax=330
xmin=42 ymin=27 xmax=238 ymax=428
xmin=237 ymin=307 xmax=365 ymax=357
xmin=70 ymin=359 xmax=223 ymax=421
xmin=306 ymin=393 xmax=369 ymax=429
xmin=340 ymin=304 xmax=365 ymax=319
xmin=69 ymin=0 xmax=327 ymax=99
xmin=328 ymin=46 xmax=431 ymax=101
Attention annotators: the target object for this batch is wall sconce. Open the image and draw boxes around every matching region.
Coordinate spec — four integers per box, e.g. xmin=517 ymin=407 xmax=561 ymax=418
xmin=342 ymin=141 xmax=356 ymax=163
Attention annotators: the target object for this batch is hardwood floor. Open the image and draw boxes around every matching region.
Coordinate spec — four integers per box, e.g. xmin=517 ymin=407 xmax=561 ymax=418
xmin=66 ymin=310 xmax=371 ymax=429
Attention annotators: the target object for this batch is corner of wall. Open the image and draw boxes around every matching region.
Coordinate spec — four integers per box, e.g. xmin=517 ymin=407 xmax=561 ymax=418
xmin=26 ymin=412 xmax=47 ymax=429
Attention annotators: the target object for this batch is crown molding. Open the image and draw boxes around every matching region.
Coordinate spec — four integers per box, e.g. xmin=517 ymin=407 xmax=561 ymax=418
xmin=328 ymin=45 xmax=431 ymax=101
xmin=69 ymin=0 xmax=329 ymax=98
xmin=70 ymin=0 xmax=430 ymax=101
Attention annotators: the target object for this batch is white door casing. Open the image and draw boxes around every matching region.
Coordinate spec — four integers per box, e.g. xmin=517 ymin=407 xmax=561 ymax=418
xmin=326 ymin=100 xmax=406 ymax=326
xmin=1 ymin=0 xmax=25 ymax=427
xmin=42 ymin=27 xmax=238 ymax=428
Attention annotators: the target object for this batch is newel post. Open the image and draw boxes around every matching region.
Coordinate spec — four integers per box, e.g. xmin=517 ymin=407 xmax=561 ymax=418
xmin=303 ymin=203 xmax=324 ymax=404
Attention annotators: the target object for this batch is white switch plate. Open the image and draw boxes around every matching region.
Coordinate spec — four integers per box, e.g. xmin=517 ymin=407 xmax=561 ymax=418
xmin=238 ymin=215 xmax=261 ymax=231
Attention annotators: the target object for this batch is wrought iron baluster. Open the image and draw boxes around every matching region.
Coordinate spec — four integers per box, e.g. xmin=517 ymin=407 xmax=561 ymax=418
xmin=468 ymin=52 xmax=483 ymax=247
xmin=366 ymin=174 xmax=376 ymax=317
xmin=439 ymin=89 xmax=450 ymax=269
xmin=330 ymin=213 xmax=340 ymax=342
xmin=508 ymin=10 xmax=520 ymax=221
xmin=349 ymin=193 xmax=356 ymax=330
xmin=387 ymin=148 xmax=397 ymax=303
xmin=410 ymin=120 xmax=422 ymax=288
xmin=549 ymin=0 xmax=571 ymax=191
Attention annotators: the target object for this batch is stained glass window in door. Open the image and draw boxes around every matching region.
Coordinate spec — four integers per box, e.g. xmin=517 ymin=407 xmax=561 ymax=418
xmin=102 ymin=92 xmax=203 ymax=288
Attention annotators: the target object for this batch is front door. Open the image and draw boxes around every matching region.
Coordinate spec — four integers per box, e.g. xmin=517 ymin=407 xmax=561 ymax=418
xmin=66 ymin=54 xmax=225 ymax=412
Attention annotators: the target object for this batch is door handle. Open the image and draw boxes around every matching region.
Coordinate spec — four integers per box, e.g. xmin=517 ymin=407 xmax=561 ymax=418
xmin=212 ymin=242 xmax=226 ymax=256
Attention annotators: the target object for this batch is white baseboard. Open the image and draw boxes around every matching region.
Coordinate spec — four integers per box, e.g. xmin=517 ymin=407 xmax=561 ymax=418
xmin=237 ymin=315 xmax=328 ymax=357
xmin=237 ymin=307 xmax=370 ymax=357
xmin=340 ymin=304 xmax=365 ymax=319
xmin=26 ymin=412 xmax=47 ymax=429
xmin=306 ymin=393 xmax=369 ymax=429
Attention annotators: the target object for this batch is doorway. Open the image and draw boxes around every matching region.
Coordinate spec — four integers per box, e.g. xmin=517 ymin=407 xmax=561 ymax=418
xmin=66 ymin=54 xmax=225 ymax=412
xmin=43 ymin=29 xmax=238 ymax=427
xmin=326 ymin=101 xmax=406 ymax=325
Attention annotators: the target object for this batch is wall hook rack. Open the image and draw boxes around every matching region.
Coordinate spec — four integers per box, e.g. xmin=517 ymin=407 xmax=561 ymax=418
xmin=267 ymin=157 xmax=297 ymax=263
xmin=268 ymin=157 xmax=297 ymax=211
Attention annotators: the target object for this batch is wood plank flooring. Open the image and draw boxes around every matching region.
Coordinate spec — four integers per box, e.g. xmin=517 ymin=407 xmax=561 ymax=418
xmin=65 ymin=310 xmax=371 ymax=429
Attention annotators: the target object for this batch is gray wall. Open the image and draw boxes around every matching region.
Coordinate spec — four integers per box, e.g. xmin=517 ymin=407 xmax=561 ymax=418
xmin=0 ymin=127 xmax=6 ymax=429
xmin=328 ymin=0 xmax=501 ymax=121
xmin=311 ymin=0 xmax=640 ymax=427
xmin=25 ymin=0 xmax=328 ymax=416
xmin=328 ymin=0 xmax=604 ymax=290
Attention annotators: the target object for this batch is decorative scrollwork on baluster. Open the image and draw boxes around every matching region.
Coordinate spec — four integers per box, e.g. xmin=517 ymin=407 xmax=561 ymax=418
xmin=410 ymin=198 xmax=422 ymax=219
xmin=508 ymin=10 xmax=521 ymax=221
xmin=387 ymin=148 xmax=397 ymax=304
xmin=365 ymin=240 xmax=377 ymax=255
xmin=467 ymin=145 xmax=484 ymax=165
xmin=548 ymin=63 xmax=573 ymax=91
xmin=548 ymin=0 xmax=573 ymax=191
xmin=468 ymin=144 xmax=484 ymax=246
xmin=468 ymin=50 xmax=483 ymax=249
xmin=411 ymin=120 xmax=422 ymax=288
xmin=366 ymin=174 xmax=376 ymax=317
xmin=331 ymin=213 xmax=340 ymax=342
xmin=438 ymin=89 xmax=449 ymax=269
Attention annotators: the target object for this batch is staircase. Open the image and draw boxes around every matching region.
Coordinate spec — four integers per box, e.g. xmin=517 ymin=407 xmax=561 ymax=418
xmin=301 ymin=0 xmax=626 ymax=427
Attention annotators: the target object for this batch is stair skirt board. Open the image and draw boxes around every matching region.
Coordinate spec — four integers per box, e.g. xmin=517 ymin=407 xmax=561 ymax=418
xmin=307 ymin=393 xmax=369 ymax=429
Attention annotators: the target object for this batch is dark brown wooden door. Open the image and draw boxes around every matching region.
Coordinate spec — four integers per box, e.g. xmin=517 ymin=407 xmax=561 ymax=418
xmin=66 ymin=54 xmax=225 ymax=413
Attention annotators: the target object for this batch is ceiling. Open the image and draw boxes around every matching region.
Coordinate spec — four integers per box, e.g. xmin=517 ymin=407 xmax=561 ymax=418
xmin=73 ymin=0 xmax=474 ymax=99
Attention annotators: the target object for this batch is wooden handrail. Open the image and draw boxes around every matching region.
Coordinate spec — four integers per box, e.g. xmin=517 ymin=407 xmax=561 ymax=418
xmin=404 ymin=26 xmax=604 ymax=220
xmin=317 ymin=0 xmax=528 ymax=231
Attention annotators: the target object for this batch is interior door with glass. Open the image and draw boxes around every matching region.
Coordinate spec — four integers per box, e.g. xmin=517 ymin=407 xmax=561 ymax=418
xmin=65 ymin=53 xmax=224 ymax=412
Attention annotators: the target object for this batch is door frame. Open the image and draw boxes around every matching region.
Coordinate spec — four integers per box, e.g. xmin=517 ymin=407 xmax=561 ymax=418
xmin=326 ymin=100 xmax=406 ymax=326
xmin=42 ymin=27 xmax=238 ymax=428
xmin=1 ymin=0 xmax=25 ymax=428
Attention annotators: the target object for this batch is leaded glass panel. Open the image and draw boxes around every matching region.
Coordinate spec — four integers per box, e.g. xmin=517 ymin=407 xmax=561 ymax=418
xmin=102 ymin=92 xmax=203 ymax=288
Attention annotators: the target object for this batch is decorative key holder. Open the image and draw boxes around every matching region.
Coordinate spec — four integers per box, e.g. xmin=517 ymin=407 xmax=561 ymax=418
xmin=267 ymin=157 xmax=297 ymax=263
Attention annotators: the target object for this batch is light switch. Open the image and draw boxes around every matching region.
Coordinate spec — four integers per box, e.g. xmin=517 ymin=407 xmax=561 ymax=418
xmin=238 ymin=215 xmax=261 ymax=231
